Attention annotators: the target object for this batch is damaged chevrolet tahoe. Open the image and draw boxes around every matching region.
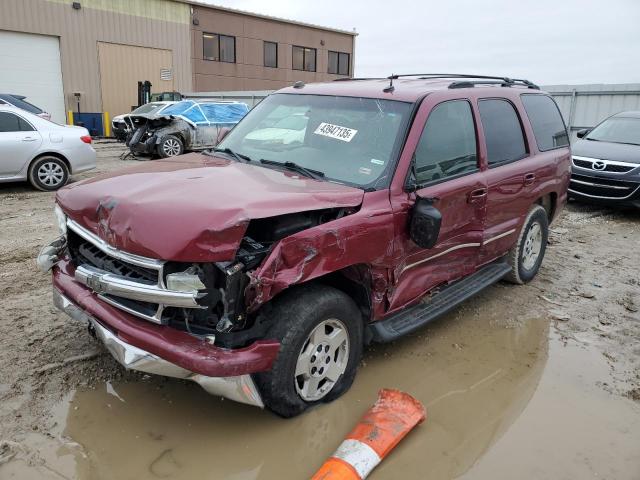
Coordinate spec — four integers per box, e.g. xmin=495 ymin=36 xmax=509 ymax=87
xmin=38 ymin=74 xmax=570 ymax=417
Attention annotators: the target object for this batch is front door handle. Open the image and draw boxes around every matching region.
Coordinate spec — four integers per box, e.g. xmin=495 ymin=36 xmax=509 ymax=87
xmin=467 ymin=188 xmax=487 ymax=203
xmin=22 ymin=137 xmax=37 ymax=142
xmin=524 ymin=173 xmax=536 ymax=185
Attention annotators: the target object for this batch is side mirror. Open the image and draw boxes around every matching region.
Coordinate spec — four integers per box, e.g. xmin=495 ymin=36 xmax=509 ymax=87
xmin=216 ymin=127 xmax=231 ymax=145
xmin=576 ymin=129 xmax=590 ymax=139
xmin=409 ymin=196 xmax=442 ymax=249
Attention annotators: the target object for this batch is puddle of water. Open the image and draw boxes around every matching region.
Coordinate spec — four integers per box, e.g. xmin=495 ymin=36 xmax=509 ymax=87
xmin=3 ymin=305 xmax=638 ymax=479
xmin=461 ymin=330 xmax=640 ymax=480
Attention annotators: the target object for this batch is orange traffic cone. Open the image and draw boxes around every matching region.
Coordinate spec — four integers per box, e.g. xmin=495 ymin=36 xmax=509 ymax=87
xmin=311 ymin=389 xmax=426 ymax=479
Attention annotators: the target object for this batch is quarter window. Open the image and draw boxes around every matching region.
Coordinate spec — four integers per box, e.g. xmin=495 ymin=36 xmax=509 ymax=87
xmin=328 ymin=51 xmax=350 ymax=75
xmin=521 ymin=94 xmax=569 ymax=151
xmin=0 ymin=112 xmax=33 ymax=132
xmin=203 ymin=33 xmax=236 ymax=63
xmin=264 ymin=41 xmax=278 ymax=68
xmin=292 ymin=46 xmax=316 ymax=72
xmin=413 ymin=100 xmax=478 ymax=185
xmin=478 ymin=99 xmax=527 ymax=166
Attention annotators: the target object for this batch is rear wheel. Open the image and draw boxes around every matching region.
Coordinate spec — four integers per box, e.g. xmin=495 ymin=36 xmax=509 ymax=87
xmin=28 ymin=156 xmax=69 ymax=191
xmin=158 ymin=135 xmax=184 ymax=158
xmin=505 ymin=205 xmax=549 ymax=284
xmin=254 ymin=285 xmax=363 ymax=418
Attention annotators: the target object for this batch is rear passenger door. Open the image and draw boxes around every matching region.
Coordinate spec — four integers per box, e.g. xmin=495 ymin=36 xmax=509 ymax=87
xmin=476 ymin=98 xmax=535 ymax=262
xmin=0 ymin=111 xmax=42 ymax=177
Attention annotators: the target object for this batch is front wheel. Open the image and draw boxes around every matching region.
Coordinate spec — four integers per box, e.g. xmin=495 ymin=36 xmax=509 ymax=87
xmin=254 ymin=285 xmax=363 ymax=418
xmin=157 ymin=135 xmax=184 ymax=158
xmin=505 ymin=205 xmax=549 ymax=284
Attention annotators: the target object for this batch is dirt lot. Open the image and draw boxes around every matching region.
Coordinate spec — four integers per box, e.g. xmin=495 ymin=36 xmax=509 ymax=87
xmin=1 ymin=142 xmax=639 ymax=479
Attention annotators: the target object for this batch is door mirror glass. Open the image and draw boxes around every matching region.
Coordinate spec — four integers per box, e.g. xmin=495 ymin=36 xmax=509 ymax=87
xmin=576 ymin=128 xmax=590 ymax=139
xmin=216 ymin=126 xmax=231 ymax=145
xmin=409 ymin=196 xmax=442 ymax=249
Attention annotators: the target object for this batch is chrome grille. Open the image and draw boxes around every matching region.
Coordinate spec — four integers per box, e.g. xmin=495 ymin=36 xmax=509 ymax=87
xmin=572 ymin=156 xmax=638 ymax=174
xmin=66 ymin=219 xmax=201 ymax=324
xmin=569 ymin=173 xmax=640 ymax=200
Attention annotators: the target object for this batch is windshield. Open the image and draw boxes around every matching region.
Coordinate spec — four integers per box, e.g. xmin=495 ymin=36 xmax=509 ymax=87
xmin=218 ymin=93 xmax=413 ymax=189
xmin=162 ymin=100 xmax=248 ymax=125
xmin=586 ymin=116 xmax=640 ymax=145
xmin=132 ymin=103 xmax=166 ymax=114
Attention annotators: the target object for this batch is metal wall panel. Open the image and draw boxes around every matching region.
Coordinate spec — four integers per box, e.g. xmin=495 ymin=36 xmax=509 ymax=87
xmin=98 ymin=42 xmax=174 ymax=117
xmin=0 ymin=0 xmax=191 ymax=115
xmin=544 ymin=84 xmax=640 ymax=142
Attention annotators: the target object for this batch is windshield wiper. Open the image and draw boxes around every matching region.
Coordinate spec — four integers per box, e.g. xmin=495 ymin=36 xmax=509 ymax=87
xmin=211 ymin=147 xmax=252 ymax=163
xmin=259 ymin=159 xmax=325 ymax=180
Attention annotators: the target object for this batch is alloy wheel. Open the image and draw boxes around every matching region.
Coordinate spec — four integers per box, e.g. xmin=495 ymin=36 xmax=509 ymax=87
xmin=522 ymin=221 xmax=542 ymax=270
xmin=294 ymin=318 xmax=350 ymax=402
xmin=162 ymin=138 xmax=181 ymax=156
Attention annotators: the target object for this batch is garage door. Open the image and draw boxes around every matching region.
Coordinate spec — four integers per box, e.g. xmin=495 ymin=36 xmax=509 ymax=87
xmin=98 ymin=42 xmax=174 ymax=118
xmin=0 ymin=30 xmax=65 ymax=124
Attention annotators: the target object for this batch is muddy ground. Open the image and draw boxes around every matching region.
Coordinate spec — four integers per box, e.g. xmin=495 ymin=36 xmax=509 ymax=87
xmin=0 ymin=142 xmax=638 ymax=479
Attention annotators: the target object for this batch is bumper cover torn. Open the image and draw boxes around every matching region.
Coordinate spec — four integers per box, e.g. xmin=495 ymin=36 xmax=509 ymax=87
xmin=53 ymin=288 xmax=265 ymax=408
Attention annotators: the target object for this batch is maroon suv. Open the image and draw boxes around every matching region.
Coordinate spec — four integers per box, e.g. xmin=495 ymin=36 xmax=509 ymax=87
xmin=38 ymin=74 xmax=570 ymax=417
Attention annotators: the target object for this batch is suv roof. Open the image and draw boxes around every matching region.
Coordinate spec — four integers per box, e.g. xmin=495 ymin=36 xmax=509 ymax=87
xmin=278 ymin=74 xmax=541 ymax=103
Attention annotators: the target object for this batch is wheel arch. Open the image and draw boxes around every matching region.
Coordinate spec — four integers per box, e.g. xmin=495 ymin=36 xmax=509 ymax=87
xmin=29 ymin=151 xmax=72 ymax=174
xmin=536 ymin=192 xmax=557 ymax=222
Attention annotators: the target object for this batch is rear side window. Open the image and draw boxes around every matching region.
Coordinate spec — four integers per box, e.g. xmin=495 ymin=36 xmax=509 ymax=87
xmin=413 ymin=100 xmax=478 ymax=184
xmin=521 ymin=94 xmax=569 ymax=150
xmin=0 ymin=112 xmax=34 ymax=132
xmin=478 ymin=99 xmax=527 ymax=166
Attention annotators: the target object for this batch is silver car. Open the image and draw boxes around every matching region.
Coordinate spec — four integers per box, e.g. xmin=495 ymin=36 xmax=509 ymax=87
xmin=0 ymin=105 xmax=96 ymax=191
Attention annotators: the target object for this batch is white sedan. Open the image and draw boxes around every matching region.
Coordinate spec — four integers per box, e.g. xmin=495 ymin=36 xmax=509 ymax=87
xmin=0 ymin=105 xmax=96 ymax=191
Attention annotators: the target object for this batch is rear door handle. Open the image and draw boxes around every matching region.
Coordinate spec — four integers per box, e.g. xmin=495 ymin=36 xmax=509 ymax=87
xmin=524 ymin=173 xmax=536 ymax=185
xmin=22 ymin=137 xmax=37 ymax=142
xmin=467 ymin=188 xmax=487 ymax=203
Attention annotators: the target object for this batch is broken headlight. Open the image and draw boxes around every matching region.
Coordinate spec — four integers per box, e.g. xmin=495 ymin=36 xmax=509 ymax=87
xmin=166 ymin=269 xmax=206 ymax=293
xmin=54 ymin=204 xmax=67 ymax=236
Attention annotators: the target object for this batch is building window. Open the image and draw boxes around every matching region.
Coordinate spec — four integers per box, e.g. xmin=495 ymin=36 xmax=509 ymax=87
xmin=328 ymin=51 xmax=350 ymax=76
xmin=264 ymin=41 xmax=278 ymax=68
xmin=203 ymin=33 xmax=236 ymax=63
xmin=292 ymin=46 xmax=316 ymax=72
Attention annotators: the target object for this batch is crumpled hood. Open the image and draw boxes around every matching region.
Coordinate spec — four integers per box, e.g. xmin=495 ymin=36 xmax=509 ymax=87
xmin=56 ymin=153 xmax=364 ymax=262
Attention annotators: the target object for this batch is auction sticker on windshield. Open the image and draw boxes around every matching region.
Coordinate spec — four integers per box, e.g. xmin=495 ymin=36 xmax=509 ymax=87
xmin=313 ymin=122 xmax=358 ymax=142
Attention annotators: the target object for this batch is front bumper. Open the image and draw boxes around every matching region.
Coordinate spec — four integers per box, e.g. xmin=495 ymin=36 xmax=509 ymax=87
xmin=53 ymin=289 xmax=264 ymax=407
xmin=39 ymin=241 xmax=280 ymax=408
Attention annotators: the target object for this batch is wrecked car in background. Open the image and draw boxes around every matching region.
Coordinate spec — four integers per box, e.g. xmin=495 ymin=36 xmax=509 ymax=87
xmin=38 ymin=74 xmax=570 ymax=417
xmin=111 ymin=101 xmax=177 ymax=142
xmin=125 ymin=100 xmax=249 ymax=158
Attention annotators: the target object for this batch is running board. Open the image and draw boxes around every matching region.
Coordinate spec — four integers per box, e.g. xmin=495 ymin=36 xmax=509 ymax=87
xmin=370 ymin=261 xmax=511 ymax=343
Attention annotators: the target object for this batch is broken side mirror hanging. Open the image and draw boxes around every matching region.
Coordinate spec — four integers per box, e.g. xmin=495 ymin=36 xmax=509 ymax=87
xmin=215 ymin=127 xmax=231 ymax=145
xmin=409 ymin=196 xmax=442 ymax=249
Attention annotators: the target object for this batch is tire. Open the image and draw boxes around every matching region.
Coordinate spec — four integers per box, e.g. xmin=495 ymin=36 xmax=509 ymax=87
xmin=28 ymin=156 xmax=69 ymax=191
xmin=504 ymin=205 xmax=549 ymax=284
xmin=157 ymin=135 xmax=184 ymax=158
xmin=254 ymin=285 xmax=363 ymax=418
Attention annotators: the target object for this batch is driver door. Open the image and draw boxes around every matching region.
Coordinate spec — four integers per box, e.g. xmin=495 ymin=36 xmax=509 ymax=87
xmin=388 ymin=98 xmax=487 ymax=312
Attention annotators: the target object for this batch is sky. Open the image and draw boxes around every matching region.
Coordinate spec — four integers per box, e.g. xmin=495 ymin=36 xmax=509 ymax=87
xmin=199 ymin=0 xmax=640 ymax=86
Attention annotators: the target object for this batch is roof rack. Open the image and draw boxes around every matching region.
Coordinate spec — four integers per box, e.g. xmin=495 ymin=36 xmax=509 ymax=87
xmin=332 ymin=77 xmax=385 ymax=82
xmin=387 ymin=73 xmax=540 ymax=90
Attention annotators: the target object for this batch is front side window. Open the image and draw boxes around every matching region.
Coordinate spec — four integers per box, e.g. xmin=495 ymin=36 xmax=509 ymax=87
xmin=328 ymin=51 xmax=350 ymax=76
xmin=203 ymin=33 xmax=235 ymax=63
xmin=264 ymin=41 xmax=277 ymax=68
xmin=218 ymin=93 xmax=413 ymax=189
xmin=478 ymin=99 xmax=527 ymax=166
xmin=292 ymin=46 xmax=316 ymax=72
xmin=521 ymin=94 xmax=569 ymax=151
xmin=0 ymin=112 xmax=34 ymax=132
xmin=413 ymin=100 xmax=478 ymax=185
xmin=585 ymin=116 xmax=640 ymax=146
